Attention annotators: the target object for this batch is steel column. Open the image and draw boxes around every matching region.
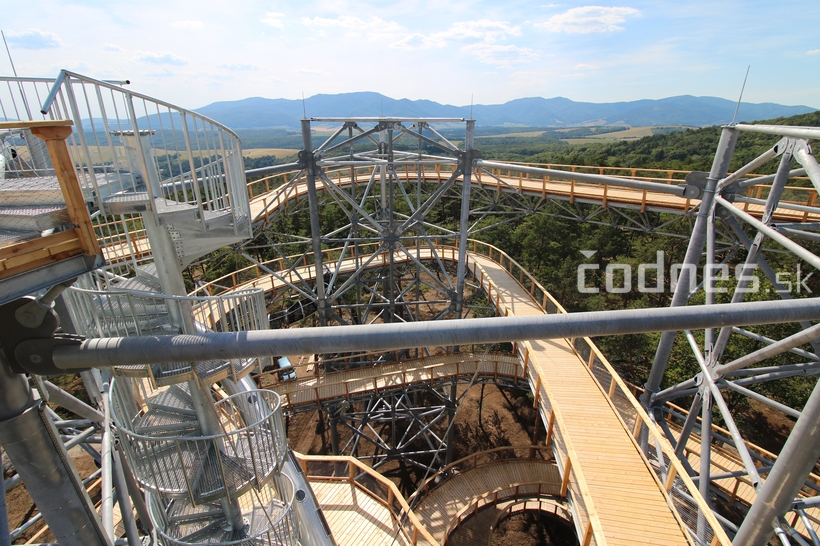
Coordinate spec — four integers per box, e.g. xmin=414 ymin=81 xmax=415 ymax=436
xmin=644 ymin=126 xmax=738 ymax=403
xmin=302 ymin=119 xmax=329 ymax=326
xmin=734 ymin=366 xmax=820 ymax=545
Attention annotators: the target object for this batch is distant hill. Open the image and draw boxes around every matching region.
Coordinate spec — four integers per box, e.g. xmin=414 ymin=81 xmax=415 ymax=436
xmin=195 ymin=93 xmax=815 ymax=130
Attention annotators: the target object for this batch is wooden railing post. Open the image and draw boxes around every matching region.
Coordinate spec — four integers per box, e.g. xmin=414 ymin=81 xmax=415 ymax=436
xmin=560 ymin=457 xmax=572 ymax=496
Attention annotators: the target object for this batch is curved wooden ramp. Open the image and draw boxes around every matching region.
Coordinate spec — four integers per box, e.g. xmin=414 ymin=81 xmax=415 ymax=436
xmin=267 ymin=353 xmax=523 ymax=410
xmin=413 ymin=458 xmax=562 ymax=544
xmin=249 ymin=168 xmax=819 ymax=226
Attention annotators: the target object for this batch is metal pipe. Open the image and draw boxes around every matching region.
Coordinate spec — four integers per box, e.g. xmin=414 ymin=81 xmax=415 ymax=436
xmin=691 ymin=465 xmax=773 ymax=483
xmin=302 ymin=119 xmax=329 ymax=326
xmin=244 ymin=161 xmax=301 ymax=177
xmin=114 ymin=445 xmax=152 ymax=535
xmin=476 ymin=160 xmax=689 ymax=196
xmin=715 ymin=195 xmax=820 ymax=270
xmin=717 ymin=139 xmax=784 ymax=191
xmin=721 ymin=379 xmax=801 ymax=418
xmin=454 ymin=120 xmax=475 ymax=319
xmin=100 ymin=382 xmax=114 ymax=542
xmin=111 ymin=447 xmax=141 ymax=546
xmin=673 ymin=393 xmax=702 ymax=460
xmin=794 ymin=140 xmax=820 ymax=195
xmin=735 ymin=124 xmax=820 ymax=140
xmin=798 ymin=508 xmax=820 ymax=546
xmin=645 ymin=127 xmax=738 ymax=400
xmin=717 ymin=322 xmax=820 ymax=376
xmin=731 ymin=326 xmax=820 ymax=361
xmin=50 ymin=298 xmax=820 ymax=370
xmin=43 ymin=381 xmax=104 ymax=423
xmin=728 ymin=361 xmax=820 ymax=378
xmin=697 ymin=389 xmax=712 ymax=541
xmin=733 ymin=360 xmax=820 ymax=546
xmin=39 ymin=69 xmax=68 ymax=114
xmin=738 ymin=168 xmax=806 ymax=189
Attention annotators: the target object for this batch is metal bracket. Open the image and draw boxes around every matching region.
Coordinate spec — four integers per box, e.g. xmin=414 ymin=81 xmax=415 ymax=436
xmin=15 ymin=334 xmax=87 ymax=375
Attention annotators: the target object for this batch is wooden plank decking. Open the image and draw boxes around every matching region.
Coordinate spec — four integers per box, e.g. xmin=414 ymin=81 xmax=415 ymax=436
xmin=412 ymin=459 xmax=561 ymax=543
xmin=248 ymin=170 xmax=820 ymax=227
xmin=311 ymin=481 xmax=411 ymax=546
xmin=469 ymin=254 xmax=691 ymax=545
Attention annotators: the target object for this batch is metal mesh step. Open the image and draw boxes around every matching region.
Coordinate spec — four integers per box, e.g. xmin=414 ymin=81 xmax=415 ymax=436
xmin=0 ymin=176 xmax=63 ymax=205
xmin=0 ymin=204 xmax=69 ymax=231
xmin=193 ymin=451 xmax=255 ymax=503
xmin=133 ymin=408 xmax=200 ymax=436
xmin=146 ymin=384 xmax=195 ymax=416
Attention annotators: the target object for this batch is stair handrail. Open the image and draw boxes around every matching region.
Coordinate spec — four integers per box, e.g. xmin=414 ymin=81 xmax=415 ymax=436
xmin=38 ymin=70 xmax=252 ymax=269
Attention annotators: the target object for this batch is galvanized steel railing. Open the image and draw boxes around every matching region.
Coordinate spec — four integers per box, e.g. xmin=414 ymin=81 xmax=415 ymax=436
xmin=111 ymin=383 xmax=288 ymax=503
xmin=147 ymin=474 xmax=298 ymax=546
xmin=2 ymin=73 xmax=251 ymax=272
xmin=63 ymin=284 xmax=267 ymax=383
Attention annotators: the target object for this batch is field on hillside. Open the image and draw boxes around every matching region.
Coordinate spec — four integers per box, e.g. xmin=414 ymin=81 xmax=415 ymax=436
xmin=242 ymin=147 xmax=299 ymax=158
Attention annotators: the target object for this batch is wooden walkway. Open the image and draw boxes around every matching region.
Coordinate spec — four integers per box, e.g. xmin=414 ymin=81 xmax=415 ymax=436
xmin=412 ymin=459 xmax=562 ymax=543
xmin=311 ymin=480 xmax=411 ymax=546
xmin=225 ymin=245 xmax=702 ymax=544
xmin=468 ymin=254 xmax=691 ymax=545
xmin=248 ymin=169 xmax=820 ymax=226
xmin=267 ymin=353 xmax=522 ymax=410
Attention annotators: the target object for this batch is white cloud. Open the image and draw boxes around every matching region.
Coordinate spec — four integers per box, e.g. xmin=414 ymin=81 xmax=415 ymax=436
xmin=221 ymin=63 xmax=258 ymax=71
xmin=462 ymin=43 xmax=538 ymax=66
xmin=392 ymin=20 xmax=521 ymax=50
xmin=137 ymin=51 xmax=187 ymax=66
xmin=4 ymin=29 xmax=62 ymax=49
xmin=808 ymin=49 xmax=820 ymax=55
xmin=261 ymin=12 xmax=286 ymax=28
xmin=537 ymin=6 xmax=640 ymax=34
xmin=301 ymin=15 xmax=403 ymax=40
xmin=170 ymin=20 xmax=204 ymax=29
xmin=103 ymin=43 xmax=124 ymax=52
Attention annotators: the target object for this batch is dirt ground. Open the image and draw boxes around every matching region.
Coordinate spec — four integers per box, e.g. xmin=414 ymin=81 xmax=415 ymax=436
xmin=490 ymin=512 xmax=578 ymax=546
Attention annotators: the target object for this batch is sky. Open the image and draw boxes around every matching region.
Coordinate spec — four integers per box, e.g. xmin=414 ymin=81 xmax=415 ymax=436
xmin=2 ymin=0 xmax=819 ymax=110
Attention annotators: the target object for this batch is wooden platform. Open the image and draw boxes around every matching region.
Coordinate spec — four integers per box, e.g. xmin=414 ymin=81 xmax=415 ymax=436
xmin=311 ymin=481 xmax=412 ymax=546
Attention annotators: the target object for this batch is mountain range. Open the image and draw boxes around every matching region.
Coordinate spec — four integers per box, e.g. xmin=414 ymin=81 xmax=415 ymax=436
xmin=194 ymin=93 xmax=816 ymax=130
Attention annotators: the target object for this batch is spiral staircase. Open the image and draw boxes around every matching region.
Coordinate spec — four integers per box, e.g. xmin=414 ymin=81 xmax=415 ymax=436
xmin=3 ymin=72 xmax=304 ymax=545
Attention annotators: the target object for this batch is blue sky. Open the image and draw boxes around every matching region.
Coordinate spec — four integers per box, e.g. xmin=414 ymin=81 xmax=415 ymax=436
xmin=2 ymin=1 xmax=819 ymax=109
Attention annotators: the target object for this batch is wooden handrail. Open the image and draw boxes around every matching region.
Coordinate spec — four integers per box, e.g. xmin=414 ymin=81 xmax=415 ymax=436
xmin=410 ymin=445 xmax=554 ymax=505
xmin=442 ymin=482 xmax=569 ymax=546
xmin=294 ymin=452 xmax=437 ymax=545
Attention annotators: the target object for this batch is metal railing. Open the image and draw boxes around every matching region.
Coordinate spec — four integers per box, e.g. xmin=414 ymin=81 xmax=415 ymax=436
xmin=147 ymin=475 xmax=298 ymax=546
xmin=2 ymin=73 xmax=252 ymax=275
xmin=63 ymin=284 xmax=267 ymax=384
xmin=111 ymin=383 xmax=288 ymax=504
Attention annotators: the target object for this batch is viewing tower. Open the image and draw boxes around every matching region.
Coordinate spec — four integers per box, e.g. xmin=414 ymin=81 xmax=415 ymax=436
xmin=1 ymin=71 xmax=820 ymax=546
